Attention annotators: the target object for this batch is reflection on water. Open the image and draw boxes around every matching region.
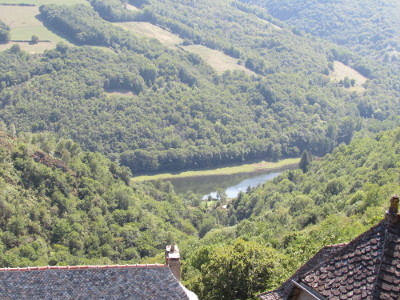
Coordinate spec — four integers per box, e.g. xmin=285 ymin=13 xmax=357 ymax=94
xmin=168 ymin=167 xmax=295 ymax=199
xmin=203 ymin=172 xmax=281 ymax=199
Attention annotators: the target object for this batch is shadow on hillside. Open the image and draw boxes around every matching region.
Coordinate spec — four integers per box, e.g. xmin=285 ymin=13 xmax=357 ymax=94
xmin=35 ymin=13 xmax=79 ymax=46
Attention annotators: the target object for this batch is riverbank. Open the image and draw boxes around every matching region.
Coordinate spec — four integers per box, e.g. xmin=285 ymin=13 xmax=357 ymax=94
xmin=132 ymin=158 xmax=300 ymax=182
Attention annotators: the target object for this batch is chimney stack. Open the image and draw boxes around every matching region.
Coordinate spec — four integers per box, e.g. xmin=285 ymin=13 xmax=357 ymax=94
xmin=165 ymin=244 xmax=181 ymax=281
xmin=386 ymin=194 xmax=400 ymax=223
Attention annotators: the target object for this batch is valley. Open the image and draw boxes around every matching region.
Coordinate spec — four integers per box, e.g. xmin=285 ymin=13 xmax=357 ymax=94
xmin=0 ymin=0 xmax=399 ymax=299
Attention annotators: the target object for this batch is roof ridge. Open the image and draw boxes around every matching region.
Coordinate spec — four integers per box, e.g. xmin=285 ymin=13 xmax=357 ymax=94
xmin=298 ymin=218 xmax=388 ymax=283
xmin=258 ymin=243 xmax=347 ymax=298
xmin=0 ymin=264 xmax=167 ymax=272
xmin=370 ymin=219 xmax=390 ymax=298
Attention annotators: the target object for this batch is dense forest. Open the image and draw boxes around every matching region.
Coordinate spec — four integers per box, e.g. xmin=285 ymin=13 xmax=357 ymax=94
xmin=0 ymin=2 xmax=399 ymax=173
xmin=2 ymin=126 xmax=400 ymax=298
xmin=242 ymin=0 xmax=400 ymax=64
xmin=0 ymin=130 xmax=221 ymax=267
xmin=1 ymin=121 xmax=396 ymax=298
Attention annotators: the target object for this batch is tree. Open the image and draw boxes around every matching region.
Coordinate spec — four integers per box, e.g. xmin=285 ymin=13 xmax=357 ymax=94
xmin=30 ymin=35 xmax=39 ymax=44
xmin=216 ymin=188 xmax=227 ymax=205
xmin=299 ymin=150 xmax=312 ymax=173
xmin=0 ymin=20 xmax=10 ymax=44
xmin=197 ymin=240 xmax=283 ymax=299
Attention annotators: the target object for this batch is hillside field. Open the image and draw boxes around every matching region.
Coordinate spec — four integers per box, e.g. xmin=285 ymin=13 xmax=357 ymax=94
xmin=183 ymin=44 xmax=255 ymax=75
xmin=115 ymin=21 xmax=183 ymax=49
xmin=330 ymin=61 xmax=367 ymax=92
xmin=0 ymin=5 xmax=70 ymax=53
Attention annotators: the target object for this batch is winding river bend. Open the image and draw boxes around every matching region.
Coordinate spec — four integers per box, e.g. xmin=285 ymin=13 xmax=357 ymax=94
xmin=168 ymin=166 xmax=296 ymax=199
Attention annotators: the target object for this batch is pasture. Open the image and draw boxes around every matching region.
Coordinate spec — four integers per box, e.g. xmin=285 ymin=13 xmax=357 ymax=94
xmin=183 ymin=45 xmax=255 ymax=75
xmin=115 ymin=22 xmax=183 ymax=49
xmin=0 ymin=5 xmax=71 ymax=53
xmin=330 ymin=61 xmax=368 ymax=92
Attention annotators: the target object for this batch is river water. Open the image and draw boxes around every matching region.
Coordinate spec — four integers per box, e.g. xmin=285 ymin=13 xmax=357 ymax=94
xmin=168 ymin=167 xmax=294 ymax=199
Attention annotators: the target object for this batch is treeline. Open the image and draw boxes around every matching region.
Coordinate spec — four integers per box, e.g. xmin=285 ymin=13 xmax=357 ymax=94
xmin=89 ymin=0 xmax=139 ymax=22
xmin=0 ymin=20 xmax=10 ymax=44
xmin=39 ymin=4 xmax=151 ymax=54
xmin=0 ymin=131 xmax=217 ymax=267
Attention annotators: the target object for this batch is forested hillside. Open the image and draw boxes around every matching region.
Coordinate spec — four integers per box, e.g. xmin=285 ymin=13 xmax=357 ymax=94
xmin=0 ymin=131 xmax=217 ymax=267
xmin=0 ymin=1 xmax=400 ymax=299
xmin=242 ymin=0 xmax=400 ymax=63
xmin=0 ymin=1 xmax=399 ymax=174
xmin=181 ymin=127 xmax=400 ymax=299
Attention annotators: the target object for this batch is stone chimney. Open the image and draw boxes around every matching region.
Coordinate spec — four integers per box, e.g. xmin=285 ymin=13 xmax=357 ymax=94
xmin=386 ymin=194 xmax=400 ymax=223
xmin=165 ymin=244 xmax=181 ymax=281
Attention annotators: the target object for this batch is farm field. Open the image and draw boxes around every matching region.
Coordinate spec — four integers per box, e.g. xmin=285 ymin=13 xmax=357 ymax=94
xmin=330 ymin=61 xmax=367 ymax=92
xmin=115 ymin=21 xmax=183 ymax=50
xmin=0 ymin=5 xmax=71 ymax=53
xmin=183 ymin=44 xmax=255 ymax=75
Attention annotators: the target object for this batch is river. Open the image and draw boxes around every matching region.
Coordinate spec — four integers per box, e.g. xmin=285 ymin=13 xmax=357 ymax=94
xmin=167 ymin=167 xmax=295 ymax=199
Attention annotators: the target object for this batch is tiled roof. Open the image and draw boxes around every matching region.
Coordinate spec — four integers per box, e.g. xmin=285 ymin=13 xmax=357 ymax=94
xmin=298 ymin=218 xmax=400 ymax=299
xmin=259 ymin=214 xmax=400 ymax=300
xmin=0 ymin=264 xmax=190 ymax=300
xmin=258 ymin=244 xmax=347 ymax=300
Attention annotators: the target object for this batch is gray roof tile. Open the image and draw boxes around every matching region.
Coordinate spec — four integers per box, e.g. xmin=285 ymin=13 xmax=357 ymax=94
xmin=0 ymin=265 xmax=189 ymax=300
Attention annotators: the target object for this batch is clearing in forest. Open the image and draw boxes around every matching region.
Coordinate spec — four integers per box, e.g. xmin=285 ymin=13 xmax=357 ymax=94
xmin=116 ymin=22 xmax=256 ymax=75
xmin=183 ymin=44 xmax=255 ymax=75
xmin=330 ymin=61 xmax=368 ymax=92
xmin=0 ymin=5 xmax=70 ymax=53
xmin=104 ymin=88 xmax=134 ymax=97
xmin=115 ymin=22 xmax=183 ymax=49
xmin=259 ymin=18 xmax=282 ymax=30
xmin=125 ymin=3 xmax=139 ymax=11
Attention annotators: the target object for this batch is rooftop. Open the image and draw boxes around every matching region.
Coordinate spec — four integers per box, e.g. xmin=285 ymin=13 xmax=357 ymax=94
xmin=259 ymin=195 xmax=400 ymax=300
xmin=0 ymin=264 xmax=190 ymax=299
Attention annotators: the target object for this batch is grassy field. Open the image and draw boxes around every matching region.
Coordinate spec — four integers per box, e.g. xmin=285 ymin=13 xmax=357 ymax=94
xmin=125 ymin=3 xmax=139 ymax=11
xmin=115 ymin=21 xmax=255 ymax=75
xmin=183 ymin=44 xmax=255 ymax=75
xmin=105 ymin=88 xmax=134 ymax=97
xmin=0 ymin=5 xmax=72 ymax=53
xmin=132 ymin=158 xmax=300 ymax=182
xmin=330 ymin=61 xmax=368 ymax=92
xmin=259 ymin=18 xmax=282 ymax=30
xmin=115 ymin=22 xmax=183 ymax=49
